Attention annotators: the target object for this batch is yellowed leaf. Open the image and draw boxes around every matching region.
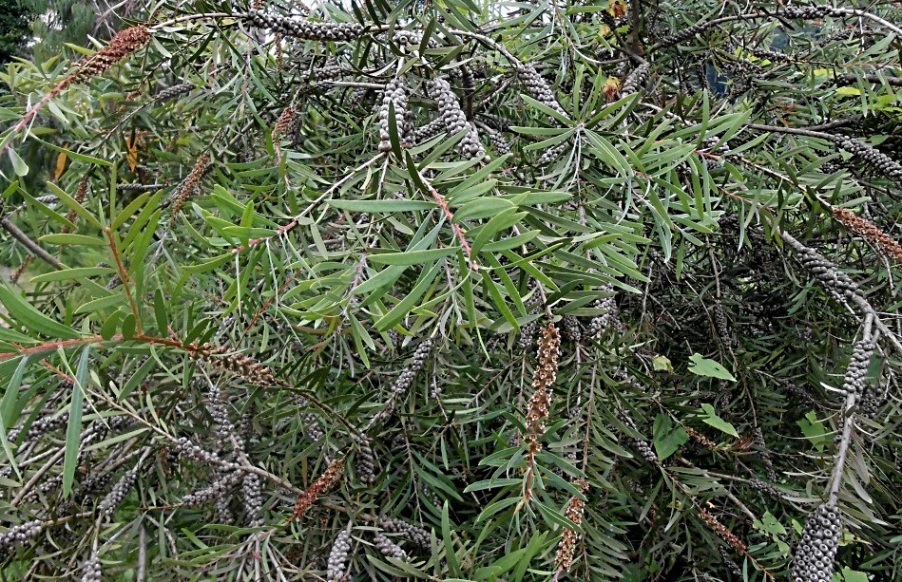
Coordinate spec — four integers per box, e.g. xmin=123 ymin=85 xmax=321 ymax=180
xmin=53 ymin=145 xmax=69 ymax=181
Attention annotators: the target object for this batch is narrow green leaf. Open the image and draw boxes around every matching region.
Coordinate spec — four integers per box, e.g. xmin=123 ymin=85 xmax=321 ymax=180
xmin=63 ymin=346 xmax=91 ymax=495
xmin=0 ymin=285 xmax=80 ymax=339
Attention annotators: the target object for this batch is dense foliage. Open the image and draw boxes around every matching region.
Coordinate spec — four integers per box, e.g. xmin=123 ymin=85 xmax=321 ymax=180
xmin=0 ymin=0 xmax=901 ymax=580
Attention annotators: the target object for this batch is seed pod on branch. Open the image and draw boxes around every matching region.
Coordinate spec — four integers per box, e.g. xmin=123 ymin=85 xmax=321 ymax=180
xmin=427 ymin=77 xmax=488 ymax=162
xmin=791 ymin=503 xmax=842 ymax=582
xmin=378 ymin=79 xmax=409 ymax=152
xmin=326 ymin=526 xmax=352 ymax=581
xmin=516 ymin=64 xmax=567 ymax=118
xmin=243 ymin=11 xmax=367 ymax=42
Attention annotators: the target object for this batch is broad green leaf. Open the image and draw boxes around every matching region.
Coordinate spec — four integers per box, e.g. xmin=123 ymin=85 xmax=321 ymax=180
xmin=688 ymin=353 xmax=737 ymax=382
xmin=699 ymin=403 xmax=739 ymax=438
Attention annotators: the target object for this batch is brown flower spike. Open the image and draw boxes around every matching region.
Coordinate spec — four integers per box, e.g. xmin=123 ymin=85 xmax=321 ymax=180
xmin=554 ymin=479 xmax=590 ymax=574
xmin=525 ymin=321 xmax=561 ymax=444
xmin=169 ymin=154 xmax=212 ymax=225
xmin=289 ymin=460 xmax=344 ymax=522
xmin=61 ymin=26 xmax=151 ymax=91
xmin=832 ymin=206 xmax=902 ymax=265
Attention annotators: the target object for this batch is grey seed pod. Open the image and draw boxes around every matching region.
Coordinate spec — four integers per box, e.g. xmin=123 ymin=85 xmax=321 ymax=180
xmin=841 ymin=335 xmax=876 ymax=398
xmin=374 ymin=533 xmax=408 ymax=561
xmin=206 ymin=384 xmax=240 ymax=448
xmin=378 ymin=79 xmax=409 ymax=152
xmin=832 ymin=136 xmax=902 ymax=182
xmin=175 ymin=438 xmax=226 ymax=465
xmin=516 ymin=64 xmax=567 ymax=118
xmin=426 ymin=77 xmax=488 ymax=161
xmin=156 ymin=82 xmax=195 ymax=102
xmin=354 ymin=434 xmax=376 ymax=486
xmin=242 ymin=473 xmax=265 ymax=527
xmin=99 ymin=467 xmax=140 ymax=515
xmin=791 ymin=503 xmax=842 ymax=582
xmin=379 ymin=518 xmax=430 ymax=549
xmin=749 ymin=479 xmax=780 ymax=497
xmin=326 ymin=527 xmax=352 ymax=581
xmin=244 ymin=11 xmax=367 ymax=42
xmin=0 ymin=519 xmax=44 ymax=550
xmin=182 ymin=473 xmax=242 ymax=506
xmin=561 ymin=316 xmax=582 ymax=342
xmin=587 ymin=287 xmax=620 ymax=336
xmin=621 ymin=62 xmax=650 ymax=95
xmin=388 ymin=339 xmax=433 ymax=396
xmin=518 ymin=284 xmax=543 ymax=349
xmin=80 ymin=555 xmax=102 ymax=582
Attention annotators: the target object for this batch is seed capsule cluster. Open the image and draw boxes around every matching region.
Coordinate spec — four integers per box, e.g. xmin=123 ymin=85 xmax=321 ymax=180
xmin=326 ymin=527 xmax=351 ymax=581
xmin=518 ymin=285 xmax=543 ymax=349
xmin=785 ymin=237 xmax=865 ymax=305
xmin=182 ymin=473 xmax=241 ymax=506
xmin=156 ymin=82 xmax=194 ymax=102
xmin=378 ymin=79 xmax=409 ymax=152
xmin=411 ymin=117 xmax=447 ymax=144
xmin=354 ymin=434 xmax=376 ymax=486
xmin=0 ymin=519 xmax=43 ymax=551
xmin=561 ymin=316 xmax=582 ymax=342
xmin=537 ymin=141 xmax=569 ymax=166
xmin=619 ymin=412 xmax=658 ymax=463
xmin=80 ymin=555 xmax=101 ymax=582
xmin=833 ymin=137 xmax=902 ymax=182
xmin=99 ymin=467 xmax=139 ymax=515
xmin=842 ymin=336 xmax=876 ymax=398
xmin=427 ymin=77 xmax=487 ymax=161
xmin=791 ymin=503 xmax=842 ymax=582
xmin=242 ymin=473 xmax=265 ymax=527
xmin=374 ymin=533 xmax=408 ymax=561
xmin=621 ymin=62 xmax=650 ymax=95
xmin=7 ymin=408 xmax=76 ymax=444
xmin=587 ymin=288 xmax=620 ymax=336
xmin=516 ymin=65 xmax=567 ymax=118
xmin=389 ymin=339 xmax=433 ymax=396
xmin=244 ymin=11 xmax=366 ymax=42
xmin=379 ymin=518 xmax=431 ymax=549
xmin=479 ymin=124 xmax=511 ymax=155
xmin=749 ymin=479 xmax=780 ymax=497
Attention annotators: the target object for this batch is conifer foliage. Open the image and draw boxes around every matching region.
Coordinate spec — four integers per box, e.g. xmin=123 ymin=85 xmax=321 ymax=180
xmin=0 ymin=0 xmax=901 ymax=580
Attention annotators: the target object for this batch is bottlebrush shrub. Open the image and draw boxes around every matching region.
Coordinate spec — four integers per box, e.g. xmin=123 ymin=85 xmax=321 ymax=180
xmin=0 ymin=0 xmax=901 ymax=580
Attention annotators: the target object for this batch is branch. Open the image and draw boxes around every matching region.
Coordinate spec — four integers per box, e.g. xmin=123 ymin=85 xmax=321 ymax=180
xmin=0 ymin=216 xmax=64 ymax=270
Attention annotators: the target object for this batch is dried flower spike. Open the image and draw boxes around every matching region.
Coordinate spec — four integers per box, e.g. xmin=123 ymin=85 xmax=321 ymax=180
xmin=63 ymin=26 xmax=151 ymax=89
xmin=289 ymin=459 xmax=344 ymax=522
xmin=524 ymin=321 xmax=561 ymax=444
xmin=169 ymin=155 xmax=212 ymax=225
xmin=832 ymin=206 xmax=902 ymax=264
xmin=554 ymin=479 xmax=589 ymax=572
